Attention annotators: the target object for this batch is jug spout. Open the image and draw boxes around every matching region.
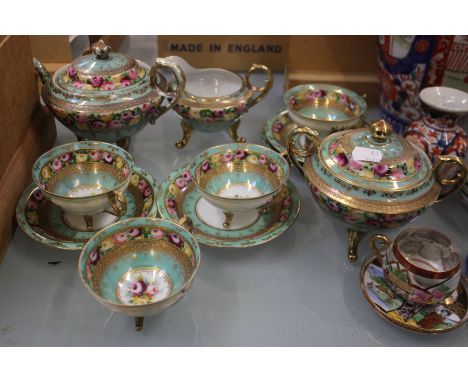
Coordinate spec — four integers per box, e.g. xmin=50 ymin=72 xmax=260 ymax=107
xmin=33 ymin=58 xmax=52 ymax=85
xmin=164 ymin=56 xmax=195 ymax=75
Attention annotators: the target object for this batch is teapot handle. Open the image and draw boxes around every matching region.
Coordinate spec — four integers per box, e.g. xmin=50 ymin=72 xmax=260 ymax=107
xmin=149 ymin=58 xmax=186 ymax=123
xmin=285 ymin=126 xmax=320 ymax=178
xmin=243 ymin=64 xmax=273 ymax=108
xmin=370 ymin=234 xmax=391 ymax=267
xmin=433 ymin=155 xmax=467 ymax=202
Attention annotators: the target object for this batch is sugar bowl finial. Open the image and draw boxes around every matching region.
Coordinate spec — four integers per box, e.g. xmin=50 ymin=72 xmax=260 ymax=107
xmin=370 ymin=119 xmax=393 ymax=143
xmin=92 ymin=40 xmax=111 ymax=60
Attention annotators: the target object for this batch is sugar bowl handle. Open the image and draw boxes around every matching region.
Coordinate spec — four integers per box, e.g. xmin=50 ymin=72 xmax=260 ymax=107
xmin=370 ymin=234 xmax=391 ymax=266
xmin=149 ymin=58 xmax=186 ymax=123
xmin=433 ymin=155 xmax=467 ymax=202
xmin=243 ymin=64 xmax=273 ymax=107
xmin=286 ymin=126 xmax=320 ymax=177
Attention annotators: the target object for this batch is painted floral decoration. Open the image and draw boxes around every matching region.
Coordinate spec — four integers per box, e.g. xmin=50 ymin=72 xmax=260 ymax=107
xmin=288 ymin=88 xmax=360 ymax=115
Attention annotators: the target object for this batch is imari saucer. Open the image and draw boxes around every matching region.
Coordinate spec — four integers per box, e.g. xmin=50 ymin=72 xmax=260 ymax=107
xmin=360 ymin=256 xmax=468 ymax=334
xmin=16 ymin=166 xmax=159 ymax=250
xmin=157 ymin=164 xmax=300 ymax=248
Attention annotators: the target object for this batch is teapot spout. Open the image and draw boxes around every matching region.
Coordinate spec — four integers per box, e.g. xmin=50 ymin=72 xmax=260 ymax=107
xmin=164 ymin=56 xmax=195 ymax=75
xmin=33 ymin=58 xmax=52 ymax=85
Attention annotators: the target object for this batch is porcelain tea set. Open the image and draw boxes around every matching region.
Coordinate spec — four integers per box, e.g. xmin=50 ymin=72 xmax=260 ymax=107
xmin=15 ymin=40 xmax=468 ymax=333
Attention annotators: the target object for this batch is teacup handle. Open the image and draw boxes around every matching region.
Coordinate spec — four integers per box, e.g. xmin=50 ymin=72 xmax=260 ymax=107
xmin=286 ymin=126 xmax=320 ymax=178
xmin=243 ymin=64 xmax=273 ymax=108
xmin=370 ymin=234 xmax=391 ymax=266
xmin=108 ymin=191 xmax=127 ymax=217
xmin=149 ymin=58 xmax=186 ymax=122
xmin=177 ymin=215 xmax=193 ymax=233
xmin=433 ymin=155 xmax=467 ymax=202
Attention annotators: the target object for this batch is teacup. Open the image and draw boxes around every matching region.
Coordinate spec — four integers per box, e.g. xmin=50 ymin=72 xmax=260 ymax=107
xmin=191 ymin=143 xmax=289 ymax=226
xmin=283 ymin=84 xmax=367 ymax=138
xmin=371 ymin=227 xmax=461 ymax=305
xmin=32 ymin=141 xmax=134 ymax=222
xmin=78 ymin=217 xmax=200 ymax=331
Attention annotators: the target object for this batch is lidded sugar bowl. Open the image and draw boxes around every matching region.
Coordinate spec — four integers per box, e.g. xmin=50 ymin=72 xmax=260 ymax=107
xmin=164 ymin=56 xmax=273 ymax=148
xmin=287 ymin=120 xmax=467 ymax=261
xmin=33 ymin=40 xmax=185 ymax=149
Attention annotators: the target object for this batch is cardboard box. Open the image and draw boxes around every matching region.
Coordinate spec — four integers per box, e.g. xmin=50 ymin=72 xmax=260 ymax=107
xmin=285 ymin=36 xmax=379 ymax=106
xmin=158 ymin=35 xmax=289 ymax=72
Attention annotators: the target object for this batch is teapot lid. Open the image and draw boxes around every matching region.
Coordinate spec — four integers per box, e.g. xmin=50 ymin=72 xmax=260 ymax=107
xmin=318 ymin=120 xmax=432 ymax=191
xmin=56 ymin=40 xmax=146 ymax=92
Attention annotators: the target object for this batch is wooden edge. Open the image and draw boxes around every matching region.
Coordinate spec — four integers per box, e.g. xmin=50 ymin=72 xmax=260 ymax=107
xmin=0 ymin=107 xmax=56 ymax=263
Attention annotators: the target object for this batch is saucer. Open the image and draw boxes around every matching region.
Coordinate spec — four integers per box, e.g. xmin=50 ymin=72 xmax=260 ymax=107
xmin=360 ymin=256 xmax=468 ymax=334
xmin=16 ymin=166 xmax=159 ymax=250
xmin=157 ymin=164 xmax=300 ymax=247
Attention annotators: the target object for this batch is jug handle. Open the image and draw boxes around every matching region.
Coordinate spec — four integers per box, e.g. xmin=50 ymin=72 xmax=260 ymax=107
xmin=149 ymin=58 xmax=186 ymax=123
xmin=285 ymin=126 xmax=320 ymax=178
xmin=244 ymin=64 xmax=273 ymax=108
xmin=433 ymin=155 xmax=467 ymax=202
xmin=370 ymin=234 xmax=391 ymax=267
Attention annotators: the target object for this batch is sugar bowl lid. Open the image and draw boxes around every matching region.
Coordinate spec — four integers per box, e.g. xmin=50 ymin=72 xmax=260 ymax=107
xmin=56 ymin=40 xmax=147 ymax=93
xmin=320 ymin=120 xmax=432 ymax=192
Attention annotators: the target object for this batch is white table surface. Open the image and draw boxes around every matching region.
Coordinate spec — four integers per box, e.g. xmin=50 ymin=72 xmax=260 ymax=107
xmin=0 ymin=36 xmax=467 ymax=346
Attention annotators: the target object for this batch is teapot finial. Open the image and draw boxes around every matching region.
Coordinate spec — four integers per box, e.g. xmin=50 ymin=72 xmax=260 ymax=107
xmin=92 ymin=40 xmax=111 ymax=60
xmin=370 ymin=119 xmax=392 ymax=143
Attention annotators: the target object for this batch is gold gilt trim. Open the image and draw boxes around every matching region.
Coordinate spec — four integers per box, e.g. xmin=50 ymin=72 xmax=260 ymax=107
xmin=73 ymin=56 xmax=136 ymax=77
xmin=43 ymin=86 xmax=160 ymax=113
xmin=45 ymin=163 xmax=125 ymax=193
xmin=341 ymin=129 xmax=415 ymax=166
xmin=196 ymin=161 xmax=283 ymax=194
xmin=180 ymin=89 xmax=253 ymax=108
xmin=91 ymin=239 xmax=194 ymax=294
xmin=304 ymin=160 xmax=441 ymax=214
xmin=293 ymin=98 xmax=358 ymax=119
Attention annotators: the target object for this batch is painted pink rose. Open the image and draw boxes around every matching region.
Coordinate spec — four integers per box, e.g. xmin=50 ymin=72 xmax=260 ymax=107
xmin=90 ymin=249 xmax=100 ymax=266
xmin=329 ymin=142 xmax=338 ymax=153
xmin=279 ymin=214 xmax=288 ymax=222
xmin=415 ymin=158 xmax=421 ymax=171
xmin=389 ymin=168 xmax=405 ymax=180
xmin=33 ymin=190 xmax=44 ymax=201
xmin=182 ymin=171 xmax=192 ymax=183
xmin=120 ymin=78 xmax=132 ymax=87
xmin=411 ymin=289 xmax=431 ymax=304
xmin=72 ymin=80 xmax=83 ymax=88
xmin=365 ymin=219 xmax=381 ymax=227
xmin=373 ymin=164 xmax=389 ymax=177
xmin=335 ymin=153 xmax=348 ymax=167
xmin=202 ymin=160 xmax=211 ymax=172
xmin=92 ymin=120 xmax=106 ymax=129
xmin=273 ymin=121 xmax=283 ymax=133
xmin=282 ymin=196 xmax=292 ymax=208
xmin=27 ymin=199 xmax=39 ymax=209
xmin=145 ymin=284 xmax=158 ymax=297
xmin=167 ymin=207 xmax=176 ymax=215
xmin=101 ymin=81 xmax=114 ymax=90
xmin=166 ymin=197 xmax=176 ymax=208
xmin=127 ymin=67 xmax=138 ymax=80
xmin=121 ymin=110 xmax=133 ymax=120
xmin=213 ymin=109 xmax=224 ymax=118
xmin=150 ymin=229 xmax=165 ymax=239
xmin=339 ymin=93 xmax=350 ymax=104
xmin=138 ymin=179 xmax=149 ymax=192
xmin=103 ymin=153 xmax=114 ymax=163
xmin=90 ymin=76 xmax=104 ymax=88
xmin=74 ymin=114 xmax=88 ymax=124
xmin=143 ymin=187 xmax=152 ymax=197
xmin=175 ymin=178 xmax=186 ymax=189
xmin=235 ymin=149 xmax=247 ymax=160
xmin=51 ymin=158 xmax=62 ymax=171
xmin=89 ymin=150 xmax=101 ymax=160
xmin=431 ymin=289 xmax=445 ymax=300
xmin=113 ymin=232 xmax=128 ymax=244
xmin=289 ymin=96 xmax=298 ymax=106
xmin=141 ymin=103 xmax=153 ymax=113
xmin=204 ymin=117 xmax=215 ymax=123
xmin=269 ymin=162 xmax=277 ymax=173
xmin=130 ymin=280 xmax=146 ymax=296
xmin=237 ymin=102 xmax=247 ymax=113
xmin=127 ymin=228 xmax=141 ymax=237
xmin=348 ymin=159 xmax=363 ymax=171
xmin=168 ymin=233 xmax=183 ymax=247
xmin=67 ymin=66 xmax=77 ymax=78
xmin=223 ymin=153 xmax=234 ymax=163
xmin=122 ymin=164 xmax=130 ymax=177
xmin=107 ymin=120 xmax=123 ymax=129
xmin=305 ymin=89 xmax=325 ymax=100
xmin=327 ymin=200 xmax=341 ymax=213
xmin=259 ymin=154 xmax=268 ymax=165
xmin=59 ymin=153 xmax=71 ymax=162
